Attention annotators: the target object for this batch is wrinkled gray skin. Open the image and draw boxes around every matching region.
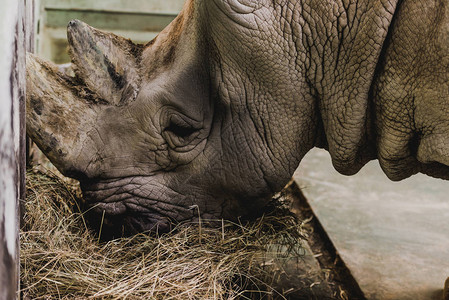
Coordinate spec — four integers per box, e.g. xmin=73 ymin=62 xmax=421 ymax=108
xmin=27 ymin=0 xmax=449 ymax=235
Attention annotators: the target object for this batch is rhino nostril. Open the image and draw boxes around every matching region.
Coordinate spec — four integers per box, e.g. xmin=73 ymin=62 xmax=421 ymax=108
xmin=65 ymin=169 xmax=90 ymax=182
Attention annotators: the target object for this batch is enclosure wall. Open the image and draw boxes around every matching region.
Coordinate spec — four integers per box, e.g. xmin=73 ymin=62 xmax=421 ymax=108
xmin=0 ymin=0 xmax=34 ymax=299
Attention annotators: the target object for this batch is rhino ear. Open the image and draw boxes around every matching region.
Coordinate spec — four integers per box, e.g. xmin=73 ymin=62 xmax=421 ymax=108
xmin=67 ymin=20 xmax=141 ymax=106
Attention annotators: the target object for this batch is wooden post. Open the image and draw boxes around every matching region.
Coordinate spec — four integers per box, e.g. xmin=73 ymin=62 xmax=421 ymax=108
xmin=0 ymin=0 xmax=33 ymax=299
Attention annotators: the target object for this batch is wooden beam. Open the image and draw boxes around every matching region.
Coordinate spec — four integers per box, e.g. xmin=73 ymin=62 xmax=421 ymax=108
xmin=43 ymin=0 xmax=185 ymax=15
xmin=45 ymin=9 xmax=176 ymax=32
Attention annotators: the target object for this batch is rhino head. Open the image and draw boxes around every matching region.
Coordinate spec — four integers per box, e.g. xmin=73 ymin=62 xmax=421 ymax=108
xmin=27 ymin=1 xmax=304 ymax=236
xmin=27 ymin=0 xmax=449 ymax=236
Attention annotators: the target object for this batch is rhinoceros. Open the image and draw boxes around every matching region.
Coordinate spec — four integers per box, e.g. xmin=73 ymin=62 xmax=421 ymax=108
xmin=26 ymin=0 xmax=449 ymax=235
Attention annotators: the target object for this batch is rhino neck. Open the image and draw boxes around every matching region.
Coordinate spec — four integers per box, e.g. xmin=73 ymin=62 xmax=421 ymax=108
xmin=208 ymin=0 xmax=400 ymax=183
xmin=205 ymin=0 xmax=401 ymax=187
xmin=302 ymin=0 xmax=401 ymax=175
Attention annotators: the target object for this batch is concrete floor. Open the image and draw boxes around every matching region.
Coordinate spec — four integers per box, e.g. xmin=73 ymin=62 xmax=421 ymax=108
xmin=294 ymin=149 xmax=449 ymax=300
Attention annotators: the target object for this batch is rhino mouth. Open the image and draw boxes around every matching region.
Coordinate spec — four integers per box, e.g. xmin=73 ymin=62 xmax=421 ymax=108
xmin=84 ymin=209 xmax=174 ymax=239
xmin=80 ymin=176 xmax=196 ymax=238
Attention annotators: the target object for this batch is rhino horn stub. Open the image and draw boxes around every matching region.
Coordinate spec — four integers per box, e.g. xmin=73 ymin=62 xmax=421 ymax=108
xmin=67 ymin=19 xmax=142 ymax=106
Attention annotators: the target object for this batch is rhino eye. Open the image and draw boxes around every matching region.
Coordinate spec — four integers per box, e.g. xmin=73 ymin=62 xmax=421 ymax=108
xmin=166 ymin=121 xmax=197 ymax=138
xmin=163 ymin=114 xmax=201 ymax=148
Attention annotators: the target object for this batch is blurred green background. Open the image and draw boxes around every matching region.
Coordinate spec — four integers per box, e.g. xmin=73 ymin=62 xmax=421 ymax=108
xmin=37 ymin=0 xmax=184 ymax=63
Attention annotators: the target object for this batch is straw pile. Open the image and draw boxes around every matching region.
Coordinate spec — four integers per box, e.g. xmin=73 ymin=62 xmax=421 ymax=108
xmin=21 ymin=170 xmax=327 ymax=299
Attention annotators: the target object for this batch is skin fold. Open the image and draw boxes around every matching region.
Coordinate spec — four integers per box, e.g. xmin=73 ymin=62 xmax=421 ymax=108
xmin=26 ymin=0 xmax=449 ymax=235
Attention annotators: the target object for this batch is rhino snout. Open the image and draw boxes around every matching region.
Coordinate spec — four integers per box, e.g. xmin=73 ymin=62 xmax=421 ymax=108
xmin=80 ymin=176 xmax=198 ymax=237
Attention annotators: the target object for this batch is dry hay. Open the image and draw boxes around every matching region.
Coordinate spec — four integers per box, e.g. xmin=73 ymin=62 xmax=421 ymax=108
xmin=21 ymin=170 xmax=327 ymax=299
